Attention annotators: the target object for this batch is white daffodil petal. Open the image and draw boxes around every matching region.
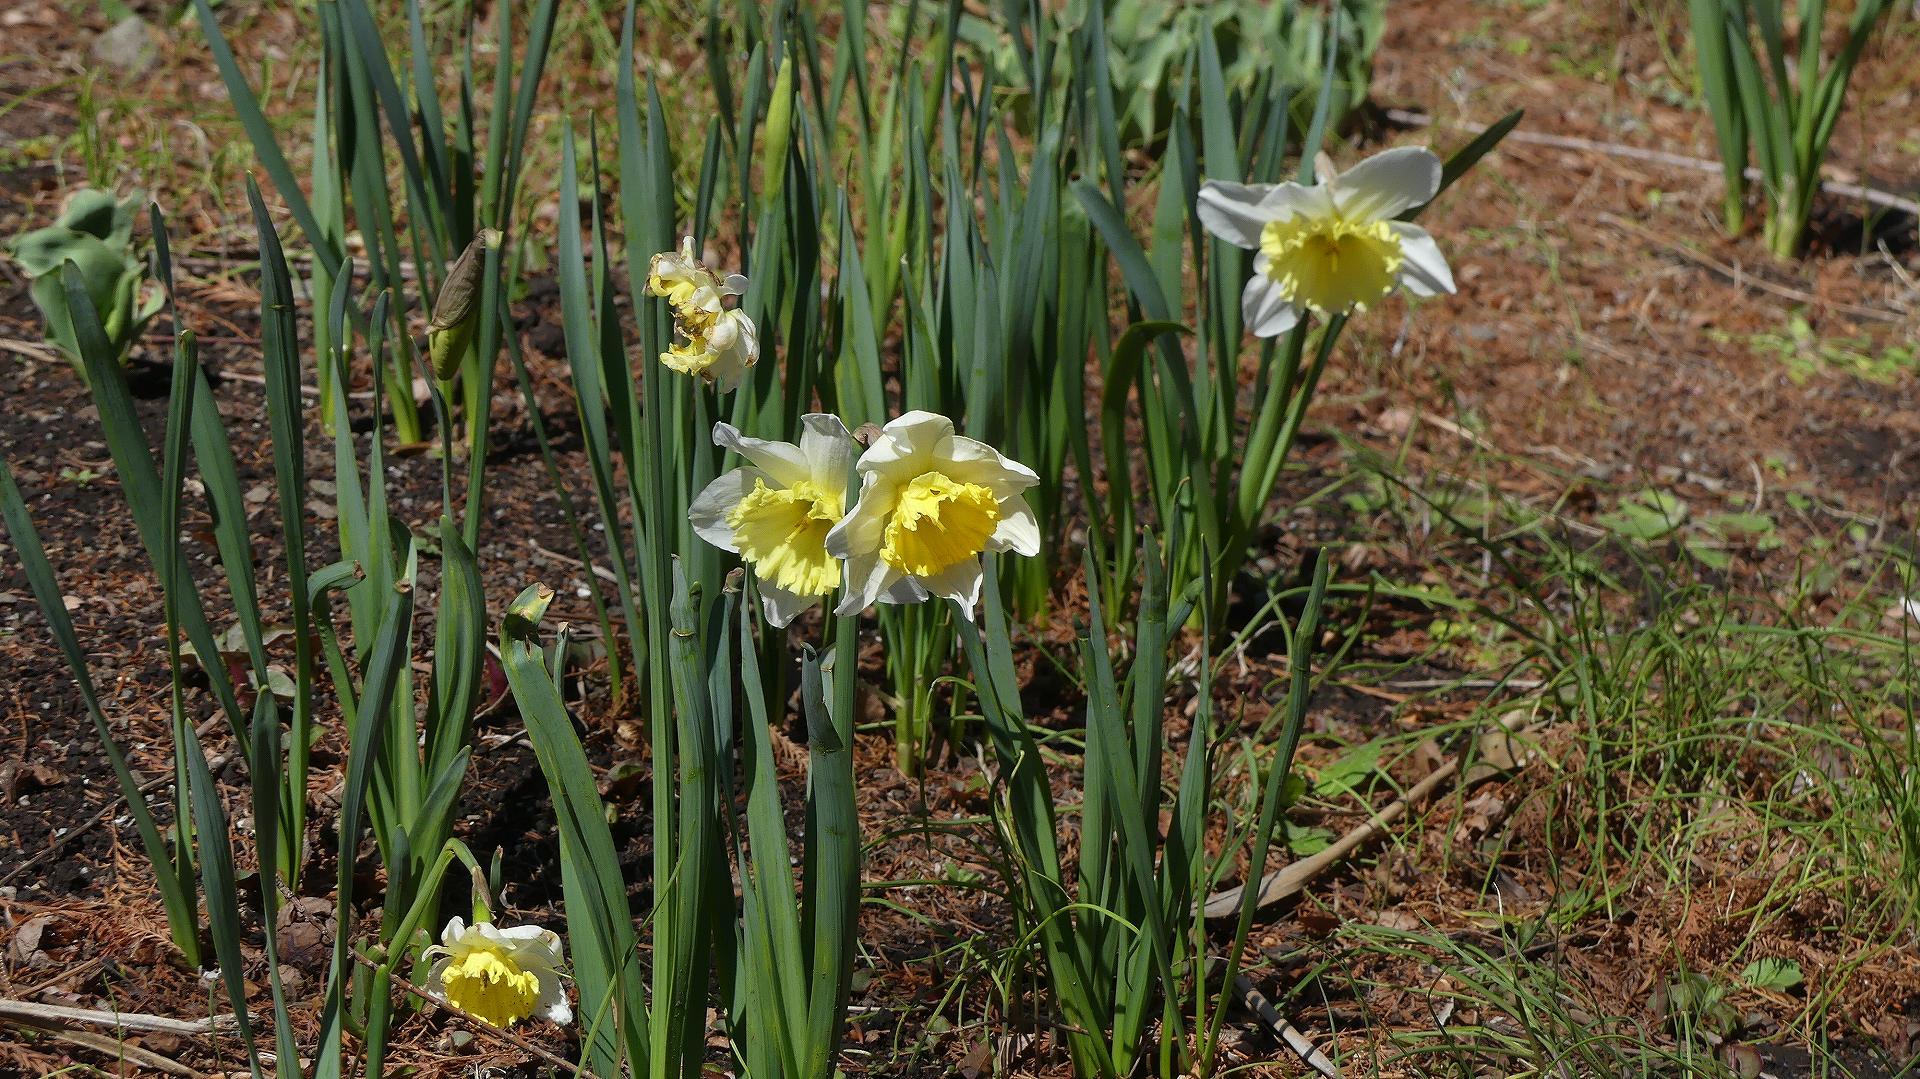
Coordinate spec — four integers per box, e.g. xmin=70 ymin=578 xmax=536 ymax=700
xmin=987 ymin=493 xmax=1041 ymax=556
xmin=919 ymin=559 xmax=986 ymax=615
xmin=536 ymin=970 xmax=572 ymax=1025
xmin=1330 ymin=146 xmax=1442 ymax=221
xmin=1242 ymin=272 xmax=1303 ymax=338
xmin=721 ymin=273 xmax=749 ymax=296
xmin=1196 ymin=180 xmax=1282 ymax=249
xmin=824 ymin=473 xmax=896 ymax=559
xmin=712 ymin=423 xmax=810 ymax=487
xmin=881 ymin=576 xmax=929 ymax=605
xmin=797 ymin=414 xmax=856 ymax=495
xmin=834 ymin=554 xmax=895 ymax=615
xmin=1389 ymin=222 xmax=1456 ymax=297
xmin=494 ymin=924 xmax=565 ymax=966
xmin=707 ymin=310 xmax=758 ymax=393
xmin=688 ymin=467 xmax=768 ymax=552
xmin=940 ymin=434 xmax=1041 ymax=498
xmin=858 ymin=411 xmax=953 ymax=475
xmin=757 ymin=579 xmax=820 ymax=628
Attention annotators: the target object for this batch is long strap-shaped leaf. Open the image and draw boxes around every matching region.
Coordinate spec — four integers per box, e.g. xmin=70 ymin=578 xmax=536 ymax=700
xmin=0 ymin=458 xmax=200 ymax=966
xmin=501 ymin=585 xmax=650 ymax=1074
xmin=61 ymin=261 xmax=247 ymax=746
xmin=190 ymin=0 xmax=338 ymax=275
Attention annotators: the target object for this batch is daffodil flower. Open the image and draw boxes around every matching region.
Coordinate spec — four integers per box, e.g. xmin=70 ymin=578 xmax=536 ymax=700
xmin=425 ymin=917 xmax=571 ymax=1029
xmin=825 ymin=411 xmax=1039 ymax=619
xmin=659 ymin=308 xmax=759 ymax=392
xmin=646 ymin=236 xmax=756 ymax=389
xmin=1197 ymin=146 xmax=1455 ymax=337
xmin=690 ymin=415 xmax=858 ymax=626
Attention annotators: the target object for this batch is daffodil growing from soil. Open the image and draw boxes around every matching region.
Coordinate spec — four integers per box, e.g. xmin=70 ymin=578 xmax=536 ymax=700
xmin=426 ymin=917 xmax=572 ymax=1029
xmin=827 ymin=412 xmax=1039 ymax=619
xmin=690 ymin=414 xmax=857 ymax=626
xmin=646 ymin=235 xmax=758 ymax=390
xmin=1196 ymin=146 xmax=1455 ymax=335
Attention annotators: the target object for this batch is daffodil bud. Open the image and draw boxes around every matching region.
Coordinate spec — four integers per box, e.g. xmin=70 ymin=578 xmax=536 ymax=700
xmin=762 ymin=55 xmax=795 ymax=179
xmin=427 ymin=228 xmax=501 ymax=380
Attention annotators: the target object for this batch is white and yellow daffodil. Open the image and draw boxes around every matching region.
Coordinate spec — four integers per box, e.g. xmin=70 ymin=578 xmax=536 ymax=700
xmin=690 ymin=414 xmax=858 ymax=626
xmin=659 ymin=307 xmax=759 ymax=392
xmin=646 ymin=236 xmax=744 ymax=311
xmin=825 ymin=411 xmax=1039 ymax=619
xmin=646 ymin=236 xmax=755 ymax=388
xmin=424 ymin=917 xmax=571 ymax=1029
xmin=1197 ymin=146 xmax=1455 ymax=337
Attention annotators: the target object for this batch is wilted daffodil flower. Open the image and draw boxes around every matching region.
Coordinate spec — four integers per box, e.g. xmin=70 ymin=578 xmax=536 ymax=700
xmin=1196 ymin=146 xmax=1455 ymax=337
xmin=825 ymin=411 xmax=1039 ymax=619
xmin=690 ymin=415 xmax=857 ymax=626
xmin=645 ymin=235 xmax=757 ymax=391
xmin=425 ymin=917 xmax=571 ymax=1029
xmin=660 ymin=308 xmax=758 ymax=390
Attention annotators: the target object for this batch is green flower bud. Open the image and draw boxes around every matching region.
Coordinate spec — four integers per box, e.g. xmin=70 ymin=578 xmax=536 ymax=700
xmin=762 ymin=55 xmax=795 ymax=183
xmin=427 ymin=228 xmax=501 ymax=380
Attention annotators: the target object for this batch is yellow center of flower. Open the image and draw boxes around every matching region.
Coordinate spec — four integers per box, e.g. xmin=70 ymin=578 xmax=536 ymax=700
xmin=442 ymin=947 xmax=542 ymax=1028
xmin=1259 ymin=214 xmax=1404 ymax=315
xmin=879 ymin=471 xmax=1000 ymax=578
xmin=660 ymin=336 xmax=715 ymax=377
xmin=677 ymin=304 xmax=720 ymax=337
xmin=727 ymin=479 xmax=843 ymax=596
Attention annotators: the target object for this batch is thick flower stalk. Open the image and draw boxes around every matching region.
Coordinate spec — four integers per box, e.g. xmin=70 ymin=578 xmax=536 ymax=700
xmin=825 ymin=411 xmax=1039 ymax=619
xmin=425 ymin=917 xmax=571 ymax=1029
xmin=1197 ymin=146 xmax=1455 ymax=337
xmin=690 ymin=414 xmax=858 ymax=627
xmin=645 ymin=235 xmax=758 ymax=390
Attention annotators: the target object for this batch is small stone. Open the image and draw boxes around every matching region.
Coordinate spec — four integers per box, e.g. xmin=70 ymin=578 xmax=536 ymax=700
xmin=90 ymin=16 xmax=160 ymax=76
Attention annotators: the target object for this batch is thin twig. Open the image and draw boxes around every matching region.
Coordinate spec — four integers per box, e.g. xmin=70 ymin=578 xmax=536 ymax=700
xmin=527 ymin=539 xmax=620 ymax=585
xmin=1598 ymin=212 xmax=1906 ymax=322
xmin=1388 ymin=108 xmax=1920 ymax=219
xmin=3 ymin=1019 xmax=198 ymax=1077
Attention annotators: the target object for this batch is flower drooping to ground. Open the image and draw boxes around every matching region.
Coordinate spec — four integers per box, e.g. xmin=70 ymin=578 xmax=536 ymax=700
xmin=1197 ymin=146 xmax=1455 ymax=337
xmin=425 ymin=917 xmax=571 ymax=1029
xmin=645 ymin=235 xmax=758 ymax=390
xmin=690 ymin=414 xmax=858 ymax=626
xmin=826 ymin=411 xmax=1039 ymax=619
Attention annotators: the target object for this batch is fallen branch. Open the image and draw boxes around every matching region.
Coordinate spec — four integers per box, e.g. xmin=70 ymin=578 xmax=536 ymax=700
xmin=1204 ymin=720 xmax=1549 ymax=919
xmin=1598 ymin=212 xmax=1906 ymax=322
xmin=1234 ymin=973 xmax=1342 ymax=1078
xmin=0 ymin=999 xmax=235 ymax=1037
xmin=1388 ymin=108 xmax=1920 ymax=220
xmin=1204 ymin=757 xmax=1462 ymax=919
